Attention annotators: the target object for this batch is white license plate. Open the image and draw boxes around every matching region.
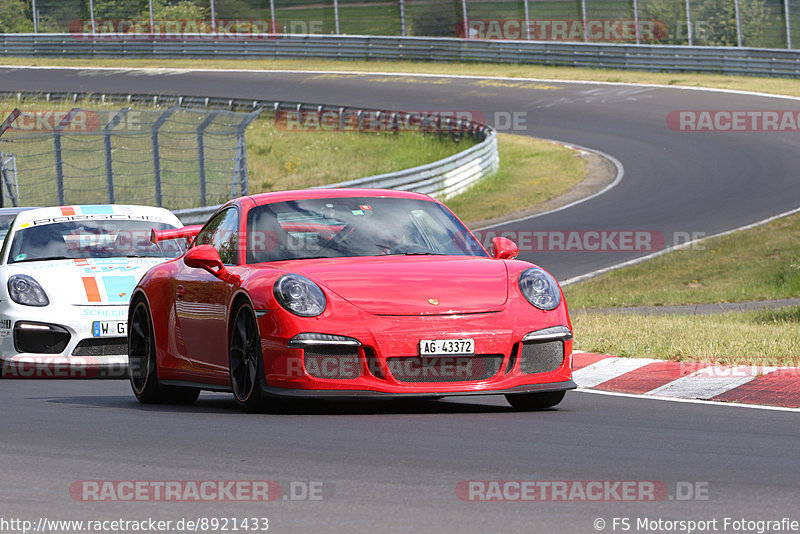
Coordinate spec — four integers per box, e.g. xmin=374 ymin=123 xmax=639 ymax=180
xmin=419 ymin=338 xmax=475 ymax=356
xmin=92 ymin=320 xmax=127 ymax=338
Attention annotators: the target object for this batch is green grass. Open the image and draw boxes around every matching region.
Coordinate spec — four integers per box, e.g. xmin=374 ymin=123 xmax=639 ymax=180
xmin=565 ymin=210 xmax=800 ymax=363
xmin=446 ymin=133 xmax=586 ymax=226
xmin=246 ymin=125 xmax=475 ymax=192
xmin=571 ymin=307 xmax=800 ymax=364
xmin=563 ymin=213 xmax=800 ymax=309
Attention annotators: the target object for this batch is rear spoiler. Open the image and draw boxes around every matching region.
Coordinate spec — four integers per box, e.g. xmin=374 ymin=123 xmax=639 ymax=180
xmin=151 ymin=225 xmax=203 ymax=245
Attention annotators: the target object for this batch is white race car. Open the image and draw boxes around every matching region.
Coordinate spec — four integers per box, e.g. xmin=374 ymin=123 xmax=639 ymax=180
xmin=0 ymin=205 xmax=184 ymax=378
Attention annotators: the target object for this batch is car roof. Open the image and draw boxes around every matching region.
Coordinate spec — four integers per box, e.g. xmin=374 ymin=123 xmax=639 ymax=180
xmin=12 ymin=204 xmax=182 ymax=227
xmin=247 ymin=188 xmax=437 ymax=206
xmin=0 ymin=207 xmax=36 ymax=215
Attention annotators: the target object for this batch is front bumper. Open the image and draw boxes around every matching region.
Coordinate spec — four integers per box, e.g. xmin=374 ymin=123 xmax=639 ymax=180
xmin=257 ymin=308 xmax=574 ymax=397
xmin=261 ymin=380 xmax=577 ymax=399
xmin=0 ymin=303 xmax=130 ymax=378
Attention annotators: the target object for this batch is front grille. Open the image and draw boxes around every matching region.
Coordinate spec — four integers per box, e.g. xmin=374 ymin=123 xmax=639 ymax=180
xmin=304 ymin=346 xmax=361 ymax=380
xmin=519 ymin=341 xmax=564 ymax=374
xmin=14 ymin=323 xmax=71 ymax=354
xmin=387 ymin=355 xmax=503 ymax=383
xmin=71 ymin=338 xmax=128 ymax=357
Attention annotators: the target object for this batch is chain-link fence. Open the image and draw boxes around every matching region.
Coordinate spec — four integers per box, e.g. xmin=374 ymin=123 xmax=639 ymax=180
xmin=0 ymin=106 xmax=260 ymax=209
xmin=4 ymin=0 xmax=795 ymax=49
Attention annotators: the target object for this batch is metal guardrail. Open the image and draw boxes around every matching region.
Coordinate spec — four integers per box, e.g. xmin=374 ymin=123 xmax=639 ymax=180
xmin=3 ymin=33 xmax=800 ymax=78
xmin=176 ymin=107 xmax=497 ymax=225
xmin=0 ymin=91 xmax=497 ymax=225
xmin=0 ymin=105 xmax=257 ymax=209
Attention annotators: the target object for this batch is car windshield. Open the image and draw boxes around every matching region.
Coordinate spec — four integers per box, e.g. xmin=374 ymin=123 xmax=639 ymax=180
xmin=8 ymin=220 xmax=184 ymax=263
xmin=245 ymin=197 xmax=487 ymax=263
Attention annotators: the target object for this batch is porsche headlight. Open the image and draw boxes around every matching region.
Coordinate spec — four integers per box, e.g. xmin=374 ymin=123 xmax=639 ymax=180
xmin=273 ymin=274 xmax=326 ymax=317
xmin=8 ymin=274 xmax=50 ymax=307
xmin=518 ymin=268 xmax=561 ymax=311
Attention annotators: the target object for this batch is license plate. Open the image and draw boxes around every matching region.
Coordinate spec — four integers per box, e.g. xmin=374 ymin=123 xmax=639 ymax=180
xmin=92 ymin=320 xmax=127 ymax=338
xmin=419 ymin=338 xmax=475 ymax=356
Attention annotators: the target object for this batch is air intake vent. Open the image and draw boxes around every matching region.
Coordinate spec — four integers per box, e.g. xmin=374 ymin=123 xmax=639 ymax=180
xmin=519 ymin=341 xmax=564 ymax=374
xmin=304 ymin=346 xmax=361 ymax=380
xmin=387 ymin=355 xmax=503 ymax=383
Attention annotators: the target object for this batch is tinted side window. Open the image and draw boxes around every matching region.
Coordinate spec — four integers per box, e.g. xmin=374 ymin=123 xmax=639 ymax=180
xmin=196 ymin=208 xmax=239 ymax=265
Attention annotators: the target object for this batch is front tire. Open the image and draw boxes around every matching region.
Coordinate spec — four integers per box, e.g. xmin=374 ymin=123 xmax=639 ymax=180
xmin=129 ymin=297 xmax=199 ymax=405
xmin=505 ymin=390 xmax=565 ymax=411
xmin=229 ymin=300 xmax=266 ymax=412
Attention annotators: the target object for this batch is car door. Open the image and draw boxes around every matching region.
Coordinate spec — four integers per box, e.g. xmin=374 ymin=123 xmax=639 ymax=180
xmin=173 ymin=207 xmax=241 ymax=377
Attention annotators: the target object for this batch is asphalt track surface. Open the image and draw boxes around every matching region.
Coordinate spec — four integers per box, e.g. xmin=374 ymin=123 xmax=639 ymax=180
xmin=2 ymin=67 xmax=800 ymax=532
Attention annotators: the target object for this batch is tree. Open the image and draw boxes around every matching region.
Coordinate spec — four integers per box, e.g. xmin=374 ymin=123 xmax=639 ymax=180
xmin=0 ymin=0 xmax=34 ymax=33
xmin=409 ymin=3 xmax=458 ymax=37
xmin=93 ymin=0 xmax=149 ymax=20
xmin=701 ymin=0 xmax=769 ymax=46
xmin=639 ymin=0 xmax=771 ymax=47
xmin=141 ymin=0 xmax=209 ymax=21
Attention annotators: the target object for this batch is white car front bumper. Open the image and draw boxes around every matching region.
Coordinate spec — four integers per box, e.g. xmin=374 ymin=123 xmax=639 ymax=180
xmin=0 ymin=302 xmax=130 ymax=378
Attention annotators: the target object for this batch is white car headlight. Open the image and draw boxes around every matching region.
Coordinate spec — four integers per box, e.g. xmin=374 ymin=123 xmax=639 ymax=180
xmin=8 ymin=274 xmax=50 ymax=307
xmin=518 ymin=267 xmax=561 ymax=311
xmin=273 ymin=274 xmax=326 ymax=317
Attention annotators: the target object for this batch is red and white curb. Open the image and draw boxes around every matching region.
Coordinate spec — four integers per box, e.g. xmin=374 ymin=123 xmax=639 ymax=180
xmin=573 ymin=352 xmax=800 ymax=409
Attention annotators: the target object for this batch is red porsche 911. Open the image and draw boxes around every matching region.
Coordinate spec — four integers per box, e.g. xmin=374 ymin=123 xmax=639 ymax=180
xmin=128 ymin=189 xmax=575 ymax=410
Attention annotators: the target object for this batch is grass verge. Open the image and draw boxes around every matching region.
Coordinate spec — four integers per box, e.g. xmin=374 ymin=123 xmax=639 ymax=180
xmin=571 ymin=307 xmax=800 ymax=365
xmin=563 ymin=213 xmax=800 ymax=309
xmin=246 ymin=126 xmax=473 ymax=192
xmin=565 ymin=213 xmax=800 ymax=362
xmin=446 ymin=134 xmax=585 ymax=226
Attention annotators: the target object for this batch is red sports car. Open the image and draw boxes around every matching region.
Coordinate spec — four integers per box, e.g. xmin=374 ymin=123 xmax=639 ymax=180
xmin=128 ymin=189 xmax=575 ymax=410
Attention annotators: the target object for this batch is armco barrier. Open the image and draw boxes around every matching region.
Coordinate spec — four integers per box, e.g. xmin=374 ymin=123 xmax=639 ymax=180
xmin=175 ymin=128 xmax=497 ymax=225
xmin=0 ymin=91 xmax=497 ymax=224
xmin=2 ymin=33 xmax=800 ymax=78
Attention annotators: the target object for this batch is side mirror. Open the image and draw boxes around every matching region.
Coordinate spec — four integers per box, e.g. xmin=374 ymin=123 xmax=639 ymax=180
xmin=184 ymin=245 xmax=241 ymax=286
xmin=491 ymin=236 xmax=519 ymax=260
